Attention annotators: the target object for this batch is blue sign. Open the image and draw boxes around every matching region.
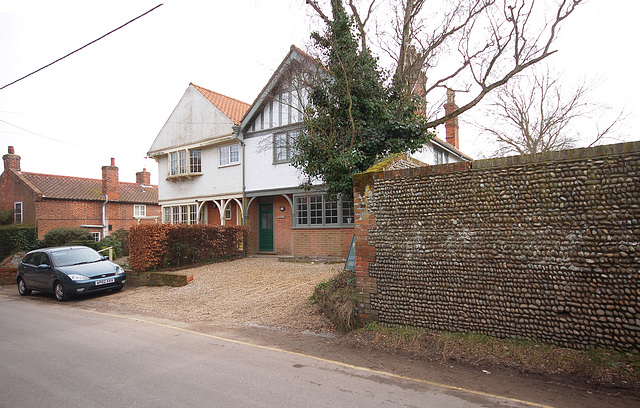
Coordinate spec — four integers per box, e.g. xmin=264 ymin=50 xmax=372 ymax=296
xmin=344 ymin=234 xmax=356 ymax=271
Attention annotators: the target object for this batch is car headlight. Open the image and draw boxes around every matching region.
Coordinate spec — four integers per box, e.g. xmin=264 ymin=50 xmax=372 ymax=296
xmin=115 ymin=265 xmax=124 ymax=275
xmin=68 ymin=274 xmax=89 ymax=281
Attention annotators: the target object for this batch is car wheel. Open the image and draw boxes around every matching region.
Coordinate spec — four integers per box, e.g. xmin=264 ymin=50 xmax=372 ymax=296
xmin=54 ymin=282 xmax=69 ymax=302
xmin=18 ymin=278 xmax=32 ymax=296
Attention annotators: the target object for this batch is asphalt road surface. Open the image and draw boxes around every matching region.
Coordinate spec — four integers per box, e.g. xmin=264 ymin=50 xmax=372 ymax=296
xmin=0 ymin=295 xmax=542 ymax=408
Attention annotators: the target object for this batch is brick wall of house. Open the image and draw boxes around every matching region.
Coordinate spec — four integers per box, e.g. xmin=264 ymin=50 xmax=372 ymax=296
xmin=273 ymin=195 xmax=292 ymax=255
xmin=292 ymin=228 xmax=353 ymax=258
xmin=0 ymin=171 xmax=38 ymax=225
xmin=35 ymin=199 xmax=160 ymax=239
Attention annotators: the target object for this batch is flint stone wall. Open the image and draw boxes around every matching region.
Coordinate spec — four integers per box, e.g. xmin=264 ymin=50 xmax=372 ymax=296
xmin=353 ymin=141 xmax=640 ymax=351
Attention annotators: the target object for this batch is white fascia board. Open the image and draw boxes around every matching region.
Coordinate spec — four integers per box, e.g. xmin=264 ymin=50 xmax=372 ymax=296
xmin=147 ymin=133 xmax=236 ymax=157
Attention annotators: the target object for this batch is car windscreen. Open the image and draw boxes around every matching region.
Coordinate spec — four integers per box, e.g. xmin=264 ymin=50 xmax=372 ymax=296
xmin=51 ymin=248 xmax=103 ymax=267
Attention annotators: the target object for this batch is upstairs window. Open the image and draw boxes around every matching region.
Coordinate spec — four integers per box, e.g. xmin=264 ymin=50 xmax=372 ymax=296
xmin=190 ymin=149 xmax=201 ymax=173
xmin=14 ymin=202 xmax=22 ymax=224
xmin=220 ymin=144 xmax=239 ymax=167
xmin=134 ymin=204 xmax=147 ymax=218
xmin=273 ymin=130 xmax=299 ymax=164
xmin=168 ymin=149 xmax=202 ymax=177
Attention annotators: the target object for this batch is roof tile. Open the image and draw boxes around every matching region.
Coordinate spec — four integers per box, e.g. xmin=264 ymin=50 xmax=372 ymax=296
xmin=19 ymin=172 xmax=158 ymax=203
xmin=190 ymin=83 xmax=250 ymax=125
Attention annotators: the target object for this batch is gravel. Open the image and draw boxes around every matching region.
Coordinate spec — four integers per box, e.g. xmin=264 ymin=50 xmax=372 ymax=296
xmin=92 ymin=257 xmax=342 ymax=333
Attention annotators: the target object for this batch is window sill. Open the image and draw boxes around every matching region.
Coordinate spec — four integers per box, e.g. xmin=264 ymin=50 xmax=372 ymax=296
xmin=166 ymin=172 xmax=203 ymax=181
xmin=218 ymin=162 xmax=240 ymax=169
xmin=292 ymin=224 xmax=354 ymax=230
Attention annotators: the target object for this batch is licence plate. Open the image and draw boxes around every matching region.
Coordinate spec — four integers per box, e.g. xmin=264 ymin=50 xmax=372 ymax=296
xmin=95 ymin=278 xmax=115 ymax=286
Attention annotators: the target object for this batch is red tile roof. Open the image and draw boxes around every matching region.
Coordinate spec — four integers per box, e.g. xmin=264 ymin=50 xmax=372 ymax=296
xmin=190 ymin=83 xmax=250 ymax=125
xmin=17 ymin=172 xmax=158 ymax=203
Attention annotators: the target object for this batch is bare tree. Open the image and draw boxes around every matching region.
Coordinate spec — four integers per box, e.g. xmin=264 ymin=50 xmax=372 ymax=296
xmin=476 ymin=67 xmax=626 ymax=156
xmin=305 ymin=0 xmax=584 ymax=129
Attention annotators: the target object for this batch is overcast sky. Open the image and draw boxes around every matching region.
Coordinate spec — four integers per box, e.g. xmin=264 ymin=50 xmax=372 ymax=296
xmin=1 ymin=0 xmax=638 ymax=185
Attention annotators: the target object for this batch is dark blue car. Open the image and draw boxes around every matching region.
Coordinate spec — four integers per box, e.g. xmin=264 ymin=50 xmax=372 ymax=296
xmin=17 ymin=246 xmax=126 ymax=301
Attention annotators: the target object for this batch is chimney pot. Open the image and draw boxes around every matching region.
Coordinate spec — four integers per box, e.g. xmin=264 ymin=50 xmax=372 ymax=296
xmin=111 ymin=158 xmax=115 ymax=166
xmin=8 ymin=146 xmax=14 ymax=154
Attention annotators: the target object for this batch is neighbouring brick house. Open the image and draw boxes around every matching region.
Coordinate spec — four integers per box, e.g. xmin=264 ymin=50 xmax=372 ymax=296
xmin=0 ymin=146 xmax=160 ymax=240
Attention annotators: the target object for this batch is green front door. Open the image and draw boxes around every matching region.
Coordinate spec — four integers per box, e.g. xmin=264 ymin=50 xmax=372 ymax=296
xmin=259 ymin=203 xmax=274 ymax=252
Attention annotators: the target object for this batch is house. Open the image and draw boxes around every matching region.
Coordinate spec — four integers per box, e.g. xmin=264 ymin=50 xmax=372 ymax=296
xmin=0 ymin=146 xmax=160 ymax=240
xmin=147 ymin=46 xmax=471 ymax=258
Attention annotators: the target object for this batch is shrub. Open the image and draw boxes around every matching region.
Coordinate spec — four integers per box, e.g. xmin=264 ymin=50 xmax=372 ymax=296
xmin=0 ymin=225 xmax=37 ymax=258
xmin=111 ymin=229 xmax=130 ymax=256
xmin=310 ymin=269 xmax=360 ymax=333
xmin=99 ymin=235 xmax=123 ymax=258
xmin=42 ymin=228 xmax=94 ymax=248
xmin=129 ymin=224 xmax=245 ymax=272
xmin=0 ymin=209 xmax=13 ymax=226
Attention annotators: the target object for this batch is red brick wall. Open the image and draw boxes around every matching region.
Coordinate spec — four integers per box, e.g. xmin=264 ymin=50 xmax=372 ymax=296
xmin=273 ymin=195 xmax=292 ymax=255
xmin=292 ymin=227 xmax=353 ymax=258
xmin=35 ymin=199 xmax=160 ymax=239
xmin=0 ymin=171 xmax=38 ymax=225
xmin=243 ymin=195 xmax=354 ymax=257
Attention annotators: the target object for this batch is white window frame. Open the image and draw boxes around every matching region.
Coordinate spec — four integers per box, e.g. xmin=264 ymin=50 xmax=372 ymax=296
xmin=134 ymin=204 xmax=147 ymax=218
xmin=219 ymin=144 xmax=240 ymax=167
xmin=163 ymin=204 xmax=199 ymax=225
xmin=92 ymin=232 xmax=101 ymax=242
xmin=168 ymin=149 xmax=203 ymax=177
xmin=14 ymin=201 xmax=23 ymax=224
xmin=293 ymin=194 xmax=354 ymax=228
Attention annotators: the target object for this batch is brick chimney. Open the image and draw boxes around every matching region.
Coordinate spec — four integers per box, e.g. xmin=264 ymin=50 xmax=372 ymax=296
xmin=444 ymin=89 xmax=459 ymax=149
xmin=3 ymin=146 xmax=21 ymax=173
xmin=102 ymin=158 xmax=119 ymax=201
xmin=136 ymin=168 xmax=151 ymax=185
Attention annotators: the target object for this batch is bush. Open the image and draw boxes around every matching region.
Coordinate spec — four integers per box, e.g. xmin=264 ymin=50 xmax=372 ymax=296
xmin=129 ymin=224 xmax=246 ymax=272
xmin=0 ymin=225 xmax=37 ymax=259
xmin=111 ymin=229 xmax=130 ymax=256
xmin=0 ymin=209 xmax=14 ymax=226
xmin=42 ymin=228 xmax=93 ymax=248
xmin=99 ymin=234 xmax=123 ymax=258
xmin=310 ymin=269 xmax=360 ymax=333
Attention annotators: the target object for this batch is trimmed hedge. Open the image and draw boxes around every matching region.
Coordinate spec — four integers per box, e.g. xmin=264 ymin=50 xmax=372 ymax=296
xmin=129 ymin=224 xmax=246 ymax=272
xmin=0 ymin=225 xmax=37 ymax=259
xmin=42 ymin=228 xmax=93 ymax=248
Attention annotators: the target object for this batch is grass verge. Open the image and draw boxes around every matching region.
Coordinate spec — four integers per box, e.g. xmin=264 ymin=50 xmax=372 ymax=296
xmin=350 ymin=323 xmax=640 ymax=389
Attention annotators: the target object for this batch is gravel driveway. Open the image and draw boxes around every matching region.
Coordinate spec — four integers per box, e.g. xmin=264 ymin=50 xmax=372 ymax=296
xmin=91 ymin=257 xmax=341 ymax=333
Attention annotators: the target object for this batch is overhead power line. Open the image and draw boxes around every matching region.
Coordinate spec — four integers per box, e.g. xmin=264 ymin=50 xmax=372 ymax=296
xmin=0 ymin=3 xmax=163 ymax=91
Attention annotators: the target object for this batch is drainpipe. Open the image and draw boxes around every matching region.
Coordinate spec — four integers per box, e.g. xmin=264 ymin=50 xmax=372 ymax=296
xmin=232 ymin=124 xmax=247 ymax=258
xmin=231 ymin=125 xmax=245 ymax=226
xmin=102 ymin=194 xmax=109 ymax=239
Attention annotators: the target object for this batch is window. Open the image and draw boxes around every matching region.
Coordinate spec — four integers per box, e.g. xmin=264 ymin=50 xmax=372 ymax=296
xmin=220 ymin=144 xmax=239 ymax=166
xmin=294 ymin=194 xmax=354 ymax=228
xmin=134 ymin=204 xmax=146 ymax=217
xmin=14 ymin=202 xmax=22 ymax=224
xmin=92 ymin=232 xmax=101 ymax=242
xmin=273 ymin=130 xmax=299 ymax=164
xmin=168 ymin=149 xmax=202 ymax=176
xmin=434 ymin=148 xmax=444 ymax=165
xmin=163 ymin=204 xmax=198 ymax=224
xmin=224 ymin=207 xmax=232 ymax=220
xmin=190 ymin=149 xmax=201 ymax=173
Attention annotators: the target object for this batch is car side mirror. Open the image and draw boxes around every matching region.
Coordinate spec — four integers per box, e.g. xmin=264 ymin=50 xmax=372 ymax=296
xmin=37 ymin=264 xmax=50 ymax=269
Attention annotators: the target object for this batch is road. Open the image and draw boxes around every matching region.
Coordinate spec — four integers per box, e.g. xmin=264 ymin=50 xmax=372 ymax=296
xmin=0 ymin=295 xmax=539 ymax=408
